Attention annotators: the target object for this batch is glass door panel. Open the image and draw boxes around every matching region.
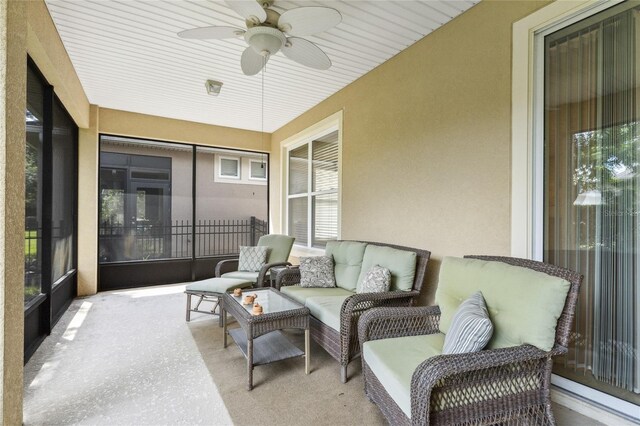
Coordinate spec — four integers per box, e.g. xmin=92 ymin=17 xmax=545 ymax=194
xmin=544 ymin=2 xmax=640 ymax=404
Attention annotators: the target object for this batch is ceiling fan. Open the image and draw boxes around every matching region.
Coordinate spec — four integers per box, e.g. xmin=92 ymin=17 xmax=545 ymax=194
xmin=178 ymin=0 xmax=341 ymax=76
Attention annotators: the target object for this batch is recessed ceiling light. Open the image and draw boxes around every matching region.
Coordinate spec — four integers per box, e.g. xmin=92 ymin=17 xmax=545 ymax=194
xmin=205 ymin=80 xmax=223 ymax=96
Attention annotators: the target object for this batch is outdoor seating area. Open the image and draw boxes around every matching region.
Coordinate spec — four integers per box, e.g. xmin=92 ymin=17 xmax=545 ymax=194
xmin=276 ymin=240 xmax=430 ymax=383
xmin=181 ymin=238 xmax=586 ymax=424
xmin=5 ymin=0 xmax=640 ymax=424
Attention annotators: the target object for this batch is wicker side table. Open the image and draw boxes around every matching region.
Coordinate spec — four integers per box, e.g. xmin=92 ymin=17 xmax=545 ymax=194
xmin=222 ymin=287 xmax=310 ymax=390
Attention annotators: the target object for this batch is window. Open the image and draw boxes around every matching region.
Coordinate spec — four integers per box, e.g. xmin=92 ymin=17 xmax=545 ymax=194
xmin=219 ymin=156 xmax=240 ymax=179
xmin=286 ymin=129 xmax=339 ymax=249
xmin=250 ymin=159 xmax=267 ymax=180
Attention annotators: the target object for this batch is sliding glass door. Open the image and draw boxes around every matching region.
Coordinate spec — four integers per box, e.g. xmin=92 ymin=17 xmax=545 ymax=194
xmin=544 ymin=2 xmax=639 ymax=404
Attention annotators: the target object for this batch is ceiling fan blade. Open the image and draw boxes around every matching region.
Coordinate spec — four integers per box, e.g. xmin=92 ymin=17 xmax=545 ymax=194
xmin=281 ymin=37 xmax=331 ymax=70
xmin=241 ymin=46 xmax=267 ymax=75
xmin=278 ymin=7 xmax=341 ymax=36
xmin=177 ymin=26 xmax=245 ymax=40
xmin=224 ymin=1 xmax=267 ymax=24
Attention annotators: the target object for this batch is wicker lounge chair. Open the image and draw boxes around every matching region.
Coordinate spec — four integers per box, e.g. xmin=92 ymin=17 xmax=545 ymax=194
xmin=215 ymin=234 xmax=295 ymax=287
xmin=358 ymin=255 xmax=582 ymax=425
xmin=276 ymin=240 xmax=430 ymax=383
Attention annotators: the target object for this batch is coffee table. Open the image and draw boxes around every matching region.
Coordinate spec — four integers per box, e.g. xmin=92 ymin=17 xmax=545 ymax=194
xmin=222 ymin=287 xmax=310 ymax=390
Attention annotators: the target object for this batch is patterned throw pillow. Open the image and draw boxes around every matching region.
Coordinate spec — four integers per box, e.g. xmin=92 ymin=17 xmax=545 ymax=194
xmin=357 ymin=265 xmax=391 ymax=293
xmin=442 ymin=291 xmax=493 ymax=354
xmin=238 ymin=246 xmax=268 ymax=272
xmin=299 ymin=256 xmax=336 ymax=288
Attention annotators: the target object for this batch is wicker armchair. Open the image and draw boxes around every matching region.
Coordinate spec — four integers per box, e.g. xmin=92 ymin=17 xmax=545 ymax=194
xmin=276 ymin=241 xmax=431 ymax=383
xmin=358 ymin=256 xmax=582 ymax=425
xmin=215 ymin=234 xmax=294 ymax=287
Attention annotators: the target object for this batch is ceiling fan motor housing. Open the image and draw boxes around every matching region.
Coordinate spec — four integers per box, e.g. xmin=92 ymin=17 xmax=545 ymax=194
xmin=244 ymin=26 xmax=286 ymax=57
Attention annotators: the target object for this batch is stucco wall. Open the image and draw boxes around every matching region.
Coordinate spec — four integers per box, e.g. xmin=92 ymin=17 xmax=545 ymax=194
xmin=0 ymin=0 xmax=26 ymax=422
xmin=270 ymin=1 xmax=549 ymax=305
xmin=196 ymin=151 xmax=268 ymax=221
xmin=99 ymin=108 xmax=271 ymax=152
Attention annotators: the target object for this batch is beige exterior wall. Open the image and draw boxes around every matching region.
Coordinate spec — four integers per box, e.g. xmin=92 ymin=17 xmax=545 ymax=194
xmin=77 ymin=105 xmax=99 ymax=296
xmin=271 ymin=1 xmax=549 ymax=305
xmin=99 ymin=108 xmax=270 ymax=151
xmin=0 ymin=0 xmax=26 ymax=422
xmin=26 ymin=0 xmax=90 ymax=127
xmin=197 ymin=151 xmax=268 ymax=221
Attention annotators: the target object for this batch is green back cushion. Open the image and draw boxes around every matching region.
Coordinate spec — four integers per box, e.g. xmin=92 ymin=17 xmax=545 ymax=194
xmin=435 ymin=257 xmax=571 ymax=352
xmin=357 ymin=245 xmax=417 ymax=291
xmin=258 ymin=234 xmax=295 ymax=264
xmin=325 ymin=241 xmax=367 ymax=291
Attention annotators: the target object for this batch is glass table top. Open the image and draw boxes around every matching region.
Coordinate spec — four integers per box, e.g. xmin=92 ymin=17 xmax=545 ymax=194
xmin=228 ymin=288 xmax=302 ymax=315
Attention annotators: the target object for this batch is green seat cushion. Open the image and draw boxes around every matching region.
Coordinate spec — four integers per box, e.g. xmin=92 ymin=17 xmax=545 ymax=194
xmin=304 ymin=296 xmax=351 ymax=332
xmin=258 ymin=234 xmax=295 ymax=264
xmin=280 ymin=285 xmax=354 ymax=305
xmin=357 ymin=245 xmax=417 ymax=292
xmin=186 ymin=277 xmax=254 ymax=294
xmin=221 ymin=271 xmax=260 ymax=282
xmin=435 ymin=257 xmax=571 ymax=352
xmin=325 ymin=241 xmax=368 ymax=291
xmin=363 ymin=333 xmax=445 ymax=418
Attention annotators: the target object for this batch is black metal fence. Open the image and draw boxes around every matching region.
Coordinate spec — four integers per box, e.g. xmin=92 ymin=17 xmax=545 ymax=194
xmin=98 ymin=217 xmax=268 ymax=263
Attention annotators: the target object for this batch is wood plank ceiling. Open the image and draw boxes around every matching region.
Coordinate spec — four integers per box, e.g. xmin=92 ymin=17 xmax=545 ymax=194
xmin=45 ymin=0 xmax=478 ymax=132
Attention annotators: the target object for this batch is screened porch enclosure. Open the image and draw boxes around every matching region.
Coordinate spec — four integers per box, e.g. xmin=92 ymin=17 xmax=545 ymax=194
xmin=98 ymin=136 xmax=268 ymax=290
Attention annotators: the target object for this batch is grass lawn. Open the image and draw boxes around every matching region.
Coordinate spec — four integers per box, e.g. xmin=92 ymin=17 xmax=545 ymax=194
xmin=25 ymin=230 xmax=39 ymax=257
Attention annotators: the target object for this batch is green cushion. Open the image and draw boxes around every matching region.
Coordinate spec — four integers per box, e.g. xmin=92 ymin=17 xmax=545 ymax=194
xmin=280 ymin=285 xmax=354 ymax=305
xmin=325 ymin=241 xmax=367 ymax=291
xmin=435 ymin=257 xmax=571 ymax=352
xmin=363 ymin=333 xmax=445 ymax=418
xmin=186 ymin=277 xmax=254 ymax=294
xmin=304 ymin=296 xmax=351 ymax=332
xmin=357 ymin=245 xmax=417 ymax=292
xmin=258 ymin=234 xmax=295 ymax=264
xmin=221 ymin=271 xmax=259 ymax=282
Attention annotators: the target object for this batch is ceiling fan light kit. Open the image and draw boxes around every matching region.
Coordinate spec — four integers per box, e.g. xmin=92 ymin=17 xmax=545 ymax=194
xmin=244 ymin=27 xmax=286 ymax=57
xmin=178 ymin=0 xmax=342 ymax=75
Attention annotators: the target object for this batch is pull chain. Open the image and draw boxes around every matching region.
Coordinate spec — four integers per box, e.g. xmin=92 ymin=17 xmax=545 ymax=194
xmin=261 ymin=55 xmax=266 ymax=168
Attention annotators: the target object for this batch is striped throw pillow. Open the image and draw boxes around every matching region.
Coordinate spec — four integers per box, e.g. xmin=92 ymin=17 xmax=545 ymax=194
xmin=442 ymin=291 xmax=493 ymax=354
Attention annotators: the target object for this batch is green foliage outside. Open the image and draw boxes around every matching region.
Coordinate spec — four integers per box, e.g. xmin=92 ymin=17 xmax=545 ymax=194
xmin=25 ymin=229 xmax=38 ymax=256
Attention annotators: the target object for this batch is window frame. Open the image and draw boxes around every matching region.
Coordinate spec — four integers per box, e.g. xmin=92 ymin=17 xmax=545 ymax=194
xmin=218 ymin=156 xmax=240 ymax=180
xmin=249 ymin=159 xmax=268 ymax=181
xmin=282 ymin=111 xmax=342 ymax=254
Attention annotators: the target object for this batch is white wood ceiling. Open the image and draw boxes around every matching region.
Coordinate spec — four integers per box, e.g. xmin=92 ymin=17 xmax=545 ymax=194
xmin=45 ymin=0 xmax=478 ymax=132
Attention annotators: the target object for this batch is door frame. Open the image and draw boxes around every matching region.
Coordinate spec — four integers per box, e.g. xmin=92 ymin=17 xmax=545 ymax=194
xmin=511 ymin=0 xmax=639 ymax=421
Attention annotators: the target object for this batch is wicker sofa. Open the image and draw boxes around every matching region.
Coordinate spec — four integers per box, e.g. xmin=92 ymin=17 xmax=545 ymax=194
xmin=275 ymin=240 xmax=430 ymax=382
xmin=358 ymin=255 xmax=582 ymax=425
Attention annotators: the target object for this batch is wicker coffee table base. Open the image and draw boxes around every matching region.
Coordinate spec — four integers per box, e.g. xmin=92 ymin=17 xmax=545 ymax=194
xmin=222 ymin=288 xmax=310 ymax=390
